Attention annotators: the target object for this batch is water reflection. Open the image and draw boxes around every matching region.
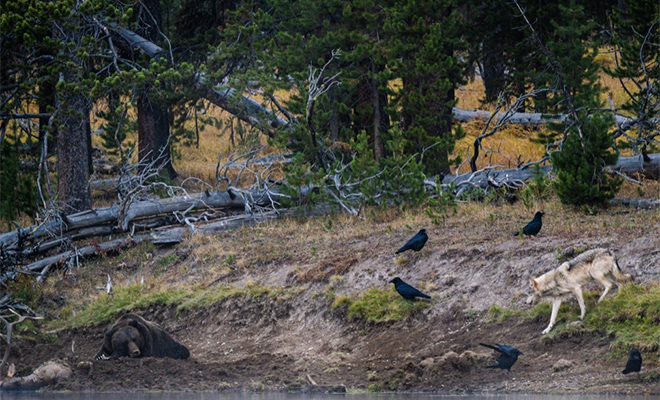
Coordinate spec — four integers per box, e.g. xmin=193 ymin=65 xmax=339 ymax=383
xmin=0 ymin=393 xmax=657 ymax=400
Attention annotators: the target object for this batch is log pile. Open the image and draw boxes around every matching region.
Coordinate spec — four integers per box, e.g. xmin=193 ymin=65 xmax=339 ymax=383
xmin=1 ymin=151 xmax=659 ymax=283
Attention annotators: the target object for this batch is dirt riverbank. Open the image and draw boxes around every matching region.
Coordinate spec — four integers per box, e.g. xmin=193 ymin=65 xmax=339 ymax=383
xmin=8 ymin=205 xmax=660 ymax=394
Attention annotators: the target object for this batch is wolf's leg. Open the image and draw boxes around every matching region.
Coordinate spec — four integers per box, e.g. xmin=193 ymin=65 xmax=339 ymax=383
xmin=573 ymin=286 xmax=586 ymax=319
xmin=593 ymin=273 xmax=613 ymax=303
xmin=543 ymin=298 xmax=562 ymax=335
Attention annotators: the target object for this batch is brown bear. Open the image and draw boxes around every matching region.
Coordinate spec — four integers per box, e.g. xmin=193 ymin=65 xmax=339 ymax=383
xmin=94 ymin=313 xmax=190 ymax=360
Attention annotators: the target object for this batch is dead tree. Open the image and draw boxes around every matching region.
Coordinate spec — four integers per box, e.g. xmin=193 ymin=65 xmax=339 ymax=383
xmin=0 ymin=309 xmax=43 ymax=373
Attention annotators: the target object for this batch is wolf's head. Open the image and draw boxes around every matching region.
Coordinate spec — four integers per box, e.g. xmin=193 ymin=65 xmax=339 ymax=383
xmin=525 ymin=278 xmax=541 ymax=304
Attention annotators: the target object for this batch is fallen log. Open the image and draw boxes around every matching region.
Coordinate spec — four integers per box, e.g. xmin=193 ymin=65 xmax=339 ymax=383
xmin=13 ymin=206 xmax=327 ymax=279
xmin=89 ymin=177 xmax=121 ymax=193
xmin=451 ymin=108 xmax=646 ymax=129
xmin=11 ymin=234 xmax=150 ymax=282
xmin=606 ymin=153 xmax=660 ymax=180
xmin=609 ymin=198 xmax=660 ymax=209
xmin=0 ymin=190 xmax=255 ymax=249
xmin=439 ymin=153 xmax=660 ymax=190
xmin=151 ymin=209 xmax=290 ymax=245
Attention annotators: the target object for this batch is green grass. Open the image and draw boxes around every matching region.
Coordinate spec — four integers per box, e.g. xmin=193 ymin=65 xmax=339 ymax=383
xmin=493 ymin=283 xmax=660 ymax=353
xmin=487 ymin=304 xmax=521 ymax=322
xmin=332 ymin=287 xmax=429 ymax=323
xmin=585 ymin=283 xmax=660 ymax=352
xmin=56 ymin=282 xmax=298 ymax=329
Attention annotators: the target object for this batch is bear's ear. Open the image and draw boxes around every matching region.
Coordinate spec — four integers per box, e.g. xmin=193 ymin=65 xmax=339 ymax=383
xmin=105 ymin=330 xmax=113 ymax=338
xmin=129 ymin=319 xmax=139 ymax=328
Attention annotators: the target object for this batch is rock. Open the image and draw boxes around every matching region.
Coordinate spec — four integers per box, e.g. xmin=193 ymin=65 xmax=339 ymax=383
xmin=552 ymin=359 xmax=574 ymax=372
xmin=459 ymin=350 xmax=490 ymax=366
xmin=441 ymin=275 xmax=455 ymax=286
xmin=76 ymin=361 xmax=93 ymax=376
xmin=420 ymin=357 xmax=435 ymax=368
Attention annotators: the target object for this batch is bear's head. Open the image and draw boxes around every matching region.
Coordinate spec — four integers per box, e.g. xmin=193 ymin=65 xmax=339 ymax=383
xmin=107 ymin=319 xmax=145 ymax=358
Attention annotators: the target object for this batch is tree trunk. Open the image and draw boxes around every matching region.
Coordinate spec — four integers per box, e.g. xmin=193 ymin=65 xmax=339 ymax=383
xmin=137 ymin=95 xmax=177 ymax=179
xmin=84 ymin=101 xmax=93 ymax=175
xmin=372 ymin=63 xmax=384 ymax=159
xmin=329 ymin=86 xmax=339 ymax=143
xmin=481 ymin=36 xmax=506 ymax=103
xmin=57 ymin=89 xmax=92 ymax=214
xmin=136 ymin=0 xmax=177 ymax=180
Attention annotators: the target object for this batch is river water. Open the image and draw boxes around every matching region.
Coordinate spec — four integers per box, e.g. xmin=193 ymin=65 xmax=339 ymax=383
xmin=0 ymin=393 xmax=658 ymax=400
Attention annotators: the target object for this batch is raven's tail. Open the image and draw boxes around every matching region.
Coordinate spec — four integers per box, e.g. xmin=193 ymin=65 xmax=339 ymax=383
xmin=513 ymin=231 xmax=521 ymax=237
xmin=479 ymin=343 xmax=500 ymax=352
xmin=485 ymin=363 xmax=499 ymax=369
xmin=419 ymin=293 xmax=431 ymax=299
xmin=395 ymin=246 xmax=406 ymax=254
xmin=622 ymin=368 xmax=630 ymax=374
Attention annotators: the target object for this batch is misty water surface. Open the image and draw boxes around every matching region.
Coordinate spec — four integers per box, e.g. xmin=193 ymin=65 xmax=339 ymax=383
xmin=0 ymin=393 xmax=659 ymax=400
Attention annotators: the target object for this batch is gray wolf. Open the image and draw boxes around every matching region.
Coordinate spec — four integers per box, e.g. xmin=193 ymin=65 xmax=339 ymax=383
xmin=526 ymin=248 xmax=632 ymax=334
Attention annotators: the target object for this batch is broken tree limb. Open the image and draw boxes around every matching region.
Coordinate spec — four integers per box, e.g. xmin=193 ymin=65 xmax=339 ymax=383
xmin=150 ymin=210 xmax=285 ymax=245
xmin=0 ymin=309 xmax=44 ymax=374
xmin=90 ymin=153 xmax=292 ymax=194
xmin=107 ymin=23 xmax=291 ymax=134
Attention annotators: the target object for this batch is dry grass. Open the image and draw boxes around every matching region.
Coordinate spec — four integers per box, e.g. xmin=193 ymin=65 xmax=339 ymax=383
xmin=451 ymin=52 xmax=638 ymax=174
xmin=40 ymin=197 xmax=659 ymax=329
xmin=288 ymin=256 xmax=358 ymax=283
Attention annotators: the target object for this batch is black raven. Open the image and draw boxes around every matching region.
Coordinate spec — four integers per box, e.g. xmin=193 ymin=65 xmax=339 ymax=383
xmin=622 ymin=348 xmax=642 ymax=376
xmin=389 ymin=277 xmax=431 ymax=300
xmin=395 ymin=229 xmax=428 ymax=254
xmin=480 ymin=343 xmax=523 ymax=372
xmin=513 ymin=211 xmax=544 ymax=236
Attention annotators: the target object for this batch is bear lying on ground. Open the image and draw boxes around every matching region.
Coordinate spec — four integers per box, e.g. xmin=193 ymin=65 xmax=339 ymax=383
xmin=94 ymin=313 xmax=190 ymax=360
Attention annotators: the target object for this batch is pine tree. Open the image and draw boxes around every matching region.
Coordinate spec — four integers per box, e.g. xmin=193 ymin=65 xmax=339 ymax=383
xmin=551 ymin=112 xmax=622 ymax=205
xmin=381 ymin=0 xmax=466 ymax=177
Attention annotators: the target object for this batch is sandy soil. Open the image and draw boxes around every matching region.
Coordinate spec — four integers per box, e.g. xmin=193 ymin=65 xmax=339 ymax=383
xmin=8 ymin=208 xmax=660 ymax=394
